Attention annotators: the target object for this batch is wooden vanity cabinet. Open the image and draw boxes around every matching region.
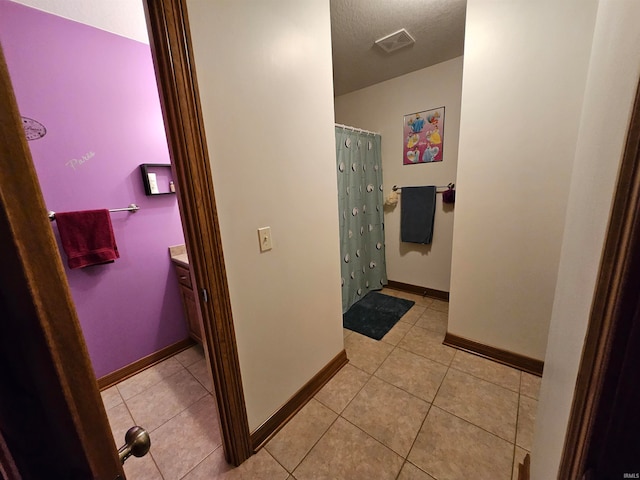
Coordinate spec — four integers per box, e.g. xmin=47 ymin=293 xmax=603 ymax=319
xmin=173 ymin=263 xmax=202 ymax=343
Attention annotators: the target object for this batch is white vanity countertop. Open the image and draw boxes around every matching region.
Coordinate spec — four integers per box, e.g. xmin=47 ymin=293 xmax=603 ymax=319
xmin=168 ymin=244 xmax=189 ymax=267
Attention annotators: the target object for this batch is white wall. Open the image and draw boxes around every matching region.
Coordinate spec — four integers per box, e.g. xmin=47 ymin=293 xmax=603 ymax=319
xmin=449 ymin=0 xmax=598 ymax=360
xmin=9 ymin=0 xmax=148 ymax=43
xmin=186 ymin=0 xmax=344 ymax=431
xmin=532 ymin=1 xmax=640 ymax=477
xmin=334 ymin=57 xmax=463 ymax=292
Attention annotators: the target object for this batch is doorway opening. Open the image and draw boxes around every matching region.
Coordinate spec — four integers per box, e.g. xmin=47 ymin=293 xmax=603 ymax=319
xmin=0 ymin=0 xmax=252 ymax=472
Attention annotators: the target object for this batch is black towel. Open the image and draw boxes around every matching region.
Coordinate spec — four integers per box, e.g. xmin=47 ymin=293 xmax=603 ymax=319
xmin=401 ymin=186 xmax=436 ymax=244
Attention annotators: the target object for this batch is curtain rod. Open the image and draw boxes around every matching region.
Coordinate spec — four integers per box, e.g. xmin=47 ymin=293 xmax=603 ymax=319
xmin=335 ymin=123 xmax=380 ymax=136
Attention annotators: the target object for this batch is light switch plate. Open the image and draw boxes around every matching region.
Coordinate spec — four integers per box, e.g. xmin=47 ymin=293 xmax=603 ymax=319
xmin=258 ymin=227 xmax=272 ymax=252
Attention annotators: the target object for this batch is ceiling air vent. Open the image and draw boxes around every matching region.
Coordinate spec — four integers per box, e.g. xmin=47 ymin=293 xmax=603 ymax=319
xmin=374 ymin=28 xmax=415 ymax=53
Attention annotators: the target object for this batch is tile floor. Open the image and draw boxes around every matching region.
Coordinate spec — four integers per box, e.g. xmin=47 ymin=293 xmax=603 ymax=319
xmin=101 ymin=344 xmax=220 ymax=480
xmin=101 ymin=288 xmax=539 ymax=480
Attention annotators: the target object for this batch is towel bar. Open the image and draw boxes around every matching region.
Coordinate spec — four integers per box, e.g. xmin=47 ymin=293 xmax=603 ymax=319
xmin=48 ymin=203 xmax=140 ymax=221
xmin=392 ymin=184 xmax=454 ymax=192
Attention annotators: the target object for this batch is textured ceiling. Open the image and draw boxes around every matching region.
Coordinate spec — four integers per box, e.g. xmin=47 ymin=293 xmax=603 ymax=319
xmin=331 ymin=0 xmax=467 ymax=96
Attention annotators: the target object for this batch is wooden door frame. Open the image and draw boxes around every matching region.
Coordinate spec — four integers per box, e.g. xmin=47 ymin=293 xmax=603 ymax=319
xmin=143 ymin=0 xmax=252 ymax=466
xmin=558 ymin=80 xmax=640 ymax=477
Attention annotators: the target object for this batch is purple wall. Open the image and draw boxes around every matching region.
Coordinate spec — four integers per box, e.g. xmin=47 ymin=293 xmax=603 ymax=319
xmin=0 ymin=1 xmax=189 ymax=378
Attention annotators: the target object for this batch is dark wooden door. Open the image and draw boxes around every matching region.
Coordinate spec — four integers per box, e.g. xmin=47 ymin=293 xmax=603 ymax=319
xmin=0 ymin=44 xmax=126 ymax=479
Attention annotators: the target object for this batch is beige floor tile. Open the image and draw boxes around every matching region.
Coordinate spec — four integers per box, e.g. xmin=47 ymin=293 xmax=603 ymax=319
xmin=117 ymin=357 xmax=184 ymax=400
xmin=521 ymin=372 xmax=542 ymax=399
xmin=343 ymin=328 xmax=353 ymax=340
xmin=394 ymin=291 xmax=434 ymax=307
xmin=415 ymin=309 xmax=448 ymax=335
xmin=380 ymin=288 xmax=399 ymax=297
xmin=342 ymin=376 xmax=430 ymax=457
xmin=450 ymin=350 xmax=521 ymax=392
xmin=105 ymin=322 xmax=537 ymax=480
xmin=516 ymin=396 xmax=537 ymax=451
xmin=380 ymin=320 xmax=412 ymax=345
xmin=189 ymin=358 xmax=214 ymax=393
xmin=315 ymin=363 xmax=370 ymax=413
xmin=126 ymin=368 xmax=208 ymax=432
xmin=375 ymin=348 xmax=448 ymax=403
xmin=512 ymin=447 xmax=530 ymax=480
xmin=398 ymin=461 xmax=437 ymax=480
xmin=123 ymin=453 xmax=164 ymax=480
xmin=182 ymin=448 xmax=289 ymax=480
xmin=150 ymin=395 xmax=222 ymax=479
xmin=293 ymin=417 xmax=403 ymax=480
xmin=266 ymin=399 xmax=337 ymax=471
xmin=175 ymin=344 xmax=206 ymax=367
xmin=344 ymin=332 xmax=394 ymax=374
xmin=101 ymin=385 xmax=123 ymax=410
xmin=429 ymin=299 xmax=449 ymax=313
xmin=399 ymin=305 xmax=428 ymax=326
xmin=397 ymin=326 xmax=456 ymax=366
xmin=408 ymin=407 xmax=513 ymax=480
xmin=433 ymin=369 xmax=518 ymax=442
xmin=415 ymin=296 xmax=435 ymax=308
xmin=106 ymin=403 xmax=135 ymax=445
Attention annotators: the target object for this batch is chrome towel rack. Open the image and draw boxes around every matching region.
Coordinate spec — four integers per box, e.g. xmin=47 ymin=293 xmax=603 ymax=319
xmin=48 ymin=203 xmax=140 ymax=221
xmin=392 ymin=184 xmax=454 ymax=193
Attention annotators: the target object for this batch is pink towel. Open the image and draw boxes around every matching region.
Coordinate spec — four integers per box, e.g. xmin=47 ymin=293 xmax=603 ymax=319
xmin=55 ymin=209 xmax=119 ymax=269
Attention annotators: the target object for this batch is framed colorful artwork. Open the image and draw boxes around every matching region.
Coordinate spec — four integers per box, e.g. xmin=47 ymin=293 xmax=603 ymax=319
xmin=403 ymin=106 xmax=445 ymax=165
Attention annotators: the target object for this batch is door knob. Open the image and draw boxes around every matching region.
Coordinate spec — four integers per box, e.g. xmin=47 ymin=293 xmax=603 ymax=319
xmin=118 ymin=426 xmax=151 ymax=464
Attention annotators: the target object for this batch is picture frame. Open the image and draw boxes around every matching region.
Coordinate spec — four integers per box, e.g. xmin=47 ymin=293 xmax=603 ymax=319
xmin=403 ymin=106 xmax=445 ymax=165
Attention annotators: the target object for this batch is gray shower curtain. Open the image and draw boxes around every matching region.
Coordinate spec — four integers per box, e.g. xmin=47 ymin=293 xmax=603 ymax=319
xmin=335 ymin=127 xmax=387 ymax=313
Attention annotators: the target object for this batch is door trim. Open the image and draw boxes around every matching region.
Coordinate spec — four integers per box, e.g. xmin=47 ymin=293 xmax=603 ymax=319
xmin=143 ymin=0 xmax=252 ymax=465
xmin=558 ymin=80 xmax=640 ymax=477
